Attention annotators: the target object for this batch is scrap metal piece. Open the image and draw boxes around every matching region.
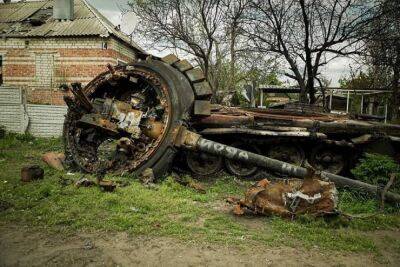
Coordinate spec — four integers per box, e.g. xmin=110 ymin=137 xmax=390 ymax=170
xmin=42 ymin=152 xmax=65 ymax=171
xmin=232 ymin=176 xmax=338 ymax=218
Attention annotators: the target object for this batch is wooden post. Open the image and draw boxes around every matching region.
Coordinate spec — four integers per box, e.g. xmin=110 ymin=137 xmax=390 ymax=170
xmin=346 ymin=91 xmax=350 ymax=113
xmin=329 ymin=90 xmax=333 ymax=110
xmin=260 ymin=89 xmax=264 ymax=108
xmin=360 ymin=94 xmax=364 ymax=114
xmin=384 ymin=101 xmax=388 ymax=123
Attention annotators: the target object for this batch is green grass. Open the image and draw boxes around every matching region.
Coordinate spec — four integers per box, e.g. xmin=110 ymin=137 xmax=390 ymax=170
xmin=0 ymin=133 xmax=400 ymax=256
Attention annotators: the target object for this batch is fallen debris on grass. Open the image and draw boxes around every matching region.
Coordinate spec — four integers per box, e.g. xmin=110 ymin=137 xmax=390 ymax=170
xmin=20 ymin=165 xmax=44 ymax=182
xmin=75 ymin=177 xmax=95 ymax=188
xmin=42 ymin=152 xmax=65 ymax=171
xmin=140 ymin=168 xmax=155 ymax=185
xmin=228 ymin=175 xmax=338 ymax=218
xmin=98 ymin=179 xmax=117 ymax=192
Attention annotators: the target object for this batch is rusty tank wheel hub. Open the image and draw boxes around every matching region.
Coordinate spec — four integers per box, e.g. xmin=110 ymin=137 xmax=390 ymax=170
xmin=309 ymin=145 xmax=346 ymax=175
xmin=266 ymin=144 xmax=305 ymax=166
xmin=186 ymin=151 xmax=223 ymax=176
xmin=224 ymin=142 xmax=260 ymax=177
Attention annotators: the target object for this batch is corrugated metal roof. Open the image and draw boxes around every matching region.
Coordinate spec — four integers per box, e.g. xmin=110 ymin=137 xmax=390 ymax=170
xmin=26 ymin=18 xmax=108 ymax=37
xmin=6 ymin=7 xmax=41 ymax=23
xmin=0 ymin=0 xmax=145 ymax=54
xmin=0 ymin=5 xmax=21 ymax=23
xmin=0 ymin=1 xmax=48 ymax=23
xmin=84 ymin=1 xmax=143 ymax=51
xmin=0 ymin=23 xmax=10 ymax=33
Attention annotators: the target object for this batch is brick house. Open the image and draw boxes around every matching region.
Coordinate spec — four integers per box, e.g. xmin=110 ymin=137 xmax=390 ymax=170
xmin=0 ymin=0 xmax=145 ymax=105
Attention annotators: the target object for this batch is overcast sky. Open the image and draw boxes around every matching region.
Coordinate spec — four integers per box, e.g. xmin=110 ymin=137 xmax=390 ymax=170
xmin=12 ymin=0 xmax=354 ymax=86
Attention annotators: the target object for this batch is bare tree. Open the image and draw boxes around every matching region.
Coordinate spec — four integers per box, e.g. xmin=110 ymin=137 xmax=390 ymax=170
xmin=129 ymin=0 xmax=223 ymax=85
xmin=220 ymin=0 xmax=251 ymax=92
xmin=246 ymin=0 xmax=381 ymax=104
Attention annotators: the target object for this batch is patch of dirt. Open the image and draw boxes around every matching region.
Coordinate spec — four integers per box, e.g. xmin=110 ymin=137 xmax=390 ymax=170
xmin=364 ymin=229 xmax=400 ymax=265
xmin=0 ymin=225 xmax=398 ymax=267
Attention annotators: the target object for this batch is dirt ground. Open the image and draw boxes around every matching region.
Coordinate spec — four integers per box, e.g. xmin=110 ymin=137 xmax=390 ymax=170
xmin=1 ymin=225 xmax=399 ymax=267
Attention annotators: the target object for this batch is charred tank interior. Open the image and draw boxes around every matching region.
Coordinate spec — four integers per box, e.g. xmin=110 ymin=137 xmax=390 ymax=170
xmin=64 ymin=66 xmax=171 ymax=174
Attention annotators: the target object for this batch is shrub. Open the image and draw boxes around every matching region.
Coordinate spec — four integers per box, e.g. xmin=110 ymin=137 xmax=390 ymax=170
xmin=351 ymin=153 xmax=400 ymax=193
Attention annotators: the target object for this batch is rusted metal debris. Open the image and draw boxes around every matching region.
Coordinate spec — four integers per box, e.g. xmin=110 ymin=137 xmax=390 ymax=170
xmin=228 ymin=176 xmax=338 ymax=218
xmin=42 ymin=152 xmax=65 ymax=171
xmin=21 ymin=165 xmax=44 ymax=182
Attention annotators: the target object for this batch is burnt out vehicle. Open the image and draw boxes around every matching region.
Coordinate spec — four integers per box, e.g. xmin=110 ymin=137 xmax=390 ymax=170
xmin=187 ymin=105 xmax=400 ymax=177
xmin=63 ymin=54 xmax=400 ymax=180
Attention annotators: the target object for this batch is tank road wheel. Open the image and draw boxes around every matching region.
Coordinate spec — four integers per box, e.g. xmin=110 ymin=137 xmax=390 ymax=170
xmin=267 ymin=144 xmax=305 ymax=166
xmin=225 ymin=143 xmax=260 ymax=178
xmin=309 ymin=145 xmax=346 ymax=175
xmin=63 ymin=54 xmax=213 ymax=179
xmin=186 ymin=151 xmax=223 ymax=176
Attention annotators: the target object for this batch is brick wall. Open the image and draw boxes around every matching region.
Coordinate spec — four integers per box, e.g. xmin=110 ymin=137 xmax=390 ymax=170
xmin=0 ymin=36 xmax=137 ymax=105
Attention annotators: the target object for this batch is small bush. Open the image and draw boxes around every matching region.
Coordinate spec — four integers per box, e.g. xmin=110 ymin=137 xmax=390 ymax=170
xmin=15 ymin=132 xmax=36 ymax=142
xmin=351 ymin=153 xmax=400 ymax=193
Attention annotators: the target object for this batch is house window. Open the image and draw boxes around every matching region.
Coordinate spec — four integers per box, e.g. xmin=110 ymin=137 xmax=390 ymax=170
xmin=0 ymin=55 xmax=3 ymax=86
xmin=35 ymin=53 xmax=54 ymax=87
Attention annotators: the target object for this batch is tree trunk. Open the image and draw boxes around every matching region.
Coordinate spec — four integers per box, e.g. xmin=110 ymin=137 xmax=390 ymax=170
xmin=300 ymin=0 xmax=314 ymax=104
xmin=229 ymin=23 xmax=237 ymax=93
xmin=390 ymin=66 xmax=399 ymax=121
xmin=389 ymin=45 xmax=400 ymax=121
xmin=306 ymin=77 xmax=316 ymax=104
xmin=299 ymin=83 xmax=308 ymax=103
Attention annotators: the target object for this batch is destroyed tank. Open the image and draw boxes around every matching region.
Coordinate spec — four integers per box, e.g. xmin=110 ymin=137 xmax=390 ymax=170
xmin=63 ymin=54 xmax=400 ymax=180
